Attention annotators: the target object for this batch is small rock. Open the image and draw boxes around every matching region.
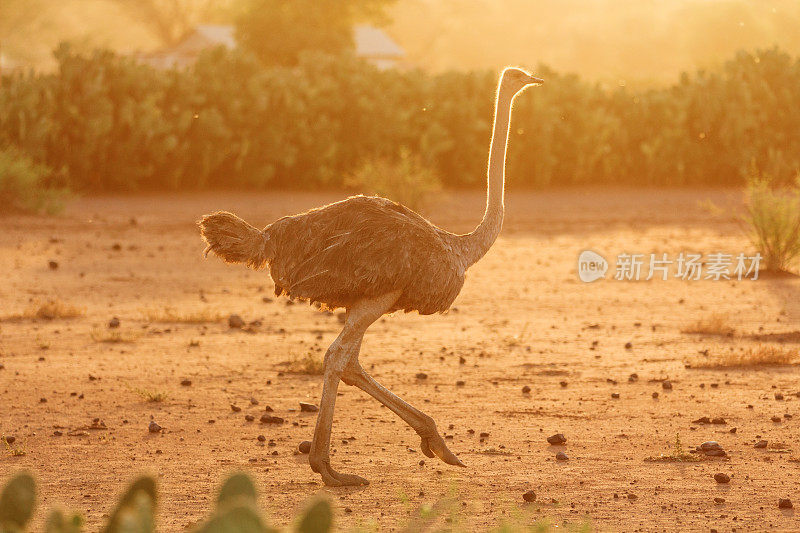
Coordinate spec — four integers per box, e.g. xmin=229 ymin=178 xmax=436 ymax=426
xmin=692 ymin=417 xmax=712 ymax=424
xmin=48 ymin=260 xmax=59 ymax=270
xmin=559 ymin=381 xmax=568 ymax=388
xmin=714 ymin=473 xmax=730 ymax=484
xmin=611 ymin=392 xmax=620 ymax=399
xmin=627 ymin=493 xmax=638 ymax=501
xmin=628 ymin=373 xmax=638 ymax=382
xmin=148 ymin=421 xmax=162 ymax=433
xmin=299 ymin=402 xmax=319 ymax=413
xmin=260 ymin=414 xmax=284 ymax=424
xmin=245 ymin=415 xmax=255 ymax=422
xmin=230 ymin=404 xmax=241 ymax=412
xmin=456 ymin=380 xmax=465 ymax=387
xmin=180 ymin=379 xmax=192 ymax=386
xmin=652 ymin=392 xmax=659 ymax=399
xmin=779 ymin=498 xmax=793 ymax=509
xmin=415 ymin=372 xmax=428 ymax=380
xmin=257 ymin=435 xmax=266 ymax=442
xmin=555 ymin=451 xmax=568 ymax=461
xmin=547 ymin=433 xmax=566 ymax=445
xmin=4 ymin=436 xmax=15 ymax=445
xmin=522 ymin=490 xmax=537 ymax=502
xmin=108 ymin=317 xmax=120 ymax=328
xmin=228 ymin=314 xmax=245 ymax=329
xmin=711 ymin=417 xmax=726 ymax=425
xmin=699 ymin=441 xmax=723 ymax=452
xmin=662 ymin=380 xmax=672 ymax=390
xmin=775 ymin=393 xmax=784 ymax=400
xmin=522 ymin=385 xmax=531 ymax=393
xmin=250 ymin=397 xmax=259 ymax=405
xmin=754 ymin=440 xmax=768 ymax=449
xmin=714 ymin=497 xmax=725 ymax=504
xmin=298 ymin=441 xmax=312 ymax=454
xmin=624 ymin=342 xmax=633 ymax=349
xmin=771 ymin=415 xmax=782 ymax=423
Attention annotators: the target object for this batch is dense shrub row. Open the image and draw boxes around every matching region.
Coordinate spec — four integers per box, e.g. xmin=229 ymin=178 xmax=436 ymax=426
xmin=1 ymin=44 xmax=798 ymax=192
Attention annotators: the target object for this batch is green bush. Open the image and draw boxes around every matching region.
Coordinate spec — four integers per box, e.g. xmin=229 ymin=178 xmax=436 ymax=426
xmin=1 ymin=44 xmax=799 ymax=193
xmin=744 ymin=173 xmax=800 ymax=272
xmin=0 ymin=147 xmax=68 ymax=214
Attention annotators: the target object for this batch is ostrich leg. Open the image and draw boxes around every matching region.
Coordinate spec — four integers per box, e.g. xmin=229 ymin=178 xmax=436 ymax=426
xmin=308 ymin=291 xmax=401 ymax=486
xmin=343 ymin=362 xmax=464 ymax=467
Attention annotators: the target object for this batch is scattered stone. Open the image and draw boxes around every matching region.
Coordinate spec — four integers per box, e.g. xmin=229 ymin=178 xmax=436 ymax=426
xmin=714 ymin=497 xmax=725 ymax=504
xmin=711 ymin=417 xmax=726 ymax=425
xmin=522 ymin=385 xmax=531 ymax=394
xmin=48 ymin=260 xmax=59 ymax=270
xmin=299 ymin=402 xmax=319 ymax=413
xmin=662 ymin=380 xmax=672 ymax=390
xmin=230 ymin=404 xmax=241 ymax=413
xmin=415 ymin=372 xmax=428 ymax=380
xmin=245 ymin=415 xmax=255 ymax=422
xmin=771 ymin=415 xmax=782 ymax=423
xmin=628 ymin=373 xmax=638 ymax=382
xmin=714 ymin=473 xmax=730 ymax=484
xmin=479 ymin=432 xmax=490 ymax=438
xmin=260 ymin=414 xmax=284 ymax=424
xmin=692 ymin=417 xmax=712 ymax=424
xmin=754 ymin=440 xmax=768 ymax=449
xmin=456 ymin=380 xmax=465 ymax=387
xmin=111 ymin=243 xmax=122 ymax=251
xmin=775 ymin=393 xmax=784 ymax=400
xmin=624 ymin=342 xmax=633 ymax=350
xmin=547 ymin=433 xmax=567 ymax=445
xmin=627 ymin=493 xmax=638 ymax=501
xmin=257 ymin=435 xmax=266 ymax=442
xmin=779 ymin=498 xmax=793 ymax=509
xmin=4 ymin=436 xmax=15 ymax=445
xmin=652 ymin=392 xmax=659 ymax=399
xmin=699 ymin=441 xmax=724 ymax=454
xmin=298 ymin=441 xmax=311 ymax=454
xmin=108 ymin=317 xmax=120 ymax=328
xmin=250 ymin=397 xmax=259 ymax=405
xmin=180 ymin=379 xmax=192 ymax=386
xmin=228 ymin=314 xmax=245 ymax=329
xmin=522 ymin=490 xmax=537 ymax=502
xmin=611 ymin=393 xmax=620 ymax=399
xmin=148 ymin=421 xmax=162 ymax=433
xmin=555 ymin=451 xmax=568 ymax=461
xmin=559 ymin=381 xmax=568 ymax=388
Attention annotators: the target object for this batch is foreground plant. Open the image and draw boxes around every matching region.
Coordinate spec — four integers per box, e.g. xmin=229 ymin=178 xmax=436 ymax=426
xmin=0 ymin=471 xmax=331 ymax=533
xmin=744 ymin=175 xmax=800 ymax=273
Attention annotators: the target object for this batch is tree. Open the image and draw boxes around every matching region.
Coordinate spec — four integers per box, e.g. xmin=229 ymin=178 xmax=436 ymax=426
xmin=235 ymin=0 xmax=395 ymax=66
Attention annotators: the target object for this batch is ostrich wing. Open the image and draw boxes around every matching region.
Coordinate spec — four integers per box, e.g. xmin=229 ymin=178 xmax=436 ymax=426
xmin=267 ymin=196 xmax=465 ymax=314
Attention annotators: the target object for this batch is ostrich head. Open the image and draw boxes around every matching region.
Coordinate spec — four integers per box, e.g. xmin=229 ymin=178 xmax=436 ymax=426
xmin=501 ymin=67 xmax=544 ymax=94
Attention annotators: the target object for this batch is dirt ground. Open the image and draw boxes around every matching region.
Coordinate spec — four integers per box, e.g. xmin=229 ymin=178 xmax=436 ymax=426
xmin=1 ymin=188 xmax=799 ymax=532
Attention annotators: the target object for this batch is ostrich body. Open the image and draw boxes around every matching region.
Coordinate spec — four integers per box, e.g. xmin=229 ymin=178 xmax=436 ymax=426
xmin=199 ymin=68 xmax=542 ymax=486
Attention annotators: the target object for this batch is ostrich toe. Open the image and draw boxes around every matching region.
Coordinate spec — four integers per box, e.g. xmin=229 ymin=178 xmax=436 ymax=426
xmin=420 ymin=433 xmax=466 ymax=467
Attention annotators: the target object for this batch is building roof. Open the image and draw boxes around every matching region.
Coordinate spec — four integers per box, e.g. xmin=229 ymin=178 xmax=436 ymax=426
xmin=353 ymin=25 xmax=403 ymax=58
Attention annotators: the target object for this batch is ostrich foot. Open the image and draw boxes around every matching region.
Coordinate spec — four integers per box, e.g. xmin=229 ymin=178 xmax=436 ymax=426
xmin=420 ymin=432 xmax=466 ymax=467
xmin=310 ymin=458 xmax=369 ymax=487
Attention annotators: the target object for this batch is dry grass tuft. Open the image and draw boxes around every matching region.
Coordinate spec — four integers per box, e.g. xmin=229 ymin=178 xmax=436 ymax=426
xmin=681 ymin=314 xmax=735 ymax=337
xmin=142 ymin=306 xmax=225 ymax=323
xmin=645 ymin=434 xmax=701 ymax=463
xmin=688 ymin=345 xmax=798 ymax=368
xmin=281 ymin=353 xmax=325 ymax=375
xmin=123 ymin=382 xmax=168 ymax=403
xmin=91 ymin=329 xmax=139 ymax=343
xmin=2 ymin=299 xmax=85 ymax=321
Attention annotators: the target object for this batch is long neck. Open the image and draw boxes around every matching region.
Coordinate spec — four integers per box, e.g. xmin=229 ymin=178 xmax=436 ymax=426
xmin=458 ymin=81 xmax=515 ymax=268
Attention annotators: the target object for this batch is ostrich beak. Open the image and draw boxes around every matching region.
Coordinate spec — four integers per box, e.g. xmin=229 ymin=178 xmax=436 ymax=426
xmin=527 ymin=75 xmax=544 ymax=85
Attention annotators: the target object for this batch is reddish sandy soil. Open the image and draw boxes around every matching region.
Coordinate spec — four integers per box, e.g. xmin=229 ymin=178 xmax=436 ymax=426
xmin=1 ymin=189 xmax=799 ymax=531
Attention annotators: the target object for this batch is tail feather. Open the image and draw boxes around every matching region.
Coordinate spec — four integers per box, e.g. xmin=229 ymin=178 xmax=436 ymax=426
xmin=198 ymin=211 xmax=271 ymax=269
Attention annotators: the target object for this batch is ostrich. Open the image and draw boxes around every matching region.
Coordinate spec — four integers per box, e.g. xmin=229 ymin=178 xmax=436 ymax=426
xmin=199 ymin=67 xmax=543 ymax=486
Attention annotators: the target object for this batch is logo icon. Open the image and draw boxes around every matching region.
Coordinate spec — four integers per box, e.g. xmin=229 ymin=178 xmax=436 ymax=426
xmin=578 ymin=250 xmax=608 ymax=283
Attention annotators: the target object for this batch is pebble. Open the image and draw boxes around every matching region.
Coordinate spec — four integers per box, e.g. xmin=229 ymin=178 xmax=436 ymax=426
xmin=228 ymin=314 xmax=245 ymax=329
xmin=547 ymin=433 xmax=567 ymax=445
xmin=714 ymin=497 xmax=725 ymax=504
xmin=456 ymin=380 xmax=465 ymax=387
xmin=48 ymin=260 xmax=59 ymax=270
xmin=415 ymin=372 xmax=428 ymax=380
xmin=775 ymin=393 xmax=784 ymax=400
xmin=4 ymin=436 xmax=15 ymax=445
xmin=148 ymin=421 xmax=162 ymax=433
xmin=245 ymin=415 xmax=255 ymax=422
xmin=257 ymin=435 xmax=266 ymax=442
xmin=754 ymin=440 xmax=768 ymax=449
xmin=522 ymin=490 xmax=537 ymax=502
xmin=230 ymin=404 xmax=241 ymax=412
xmin=779 ymin=498 xmax=793 ymax=509
xmin=624 ymin=342 xmax=633 ymax=349
xmin=652 ymin=392 xmax=659 ymax=399
xmin=662 ymin=380 xmax=672 ymax=390
xmin=298 ymin=441 xmax=311 ymax=454
xmin=611 ymin=393 xmax=620 ymax=399
xmin=771 ymin=415 xmax=782 ymax=423
xmin=522 ymin=385 xmax=531 ymax=393
xmin=714 ymin=473 xmax=730 ymax=484
xmin=108 ymin=317 xmax=120 ymax=328
xmin=555 ymin=451 xmax=568 ymax=461
xmin=180 ymin=379 xmax=192 ymax=386
xmin=299 ymin=402 xmax=319 ymax=412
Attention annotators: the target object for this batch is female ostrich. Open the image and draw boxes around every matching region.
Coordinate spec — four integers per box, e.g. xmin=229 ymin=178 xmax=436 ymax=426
xmin=199 ymin=67 xmax=543 ymax=486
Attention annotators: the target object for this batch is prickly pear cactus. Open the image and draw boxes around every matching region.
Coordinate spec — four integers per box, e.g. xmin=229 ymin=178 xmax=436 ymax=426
xmin=0 ymin=472 xmax=36 ymax=532
xmin=44 ymin=509 xmax=83 ymax=533
xmin=101 ymin=476 xmax=157 ymax=533
xmin=193 ymin=472 xmax=275 ymax=533
xmin=296 ymin=499 xmax=332 ymax=533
